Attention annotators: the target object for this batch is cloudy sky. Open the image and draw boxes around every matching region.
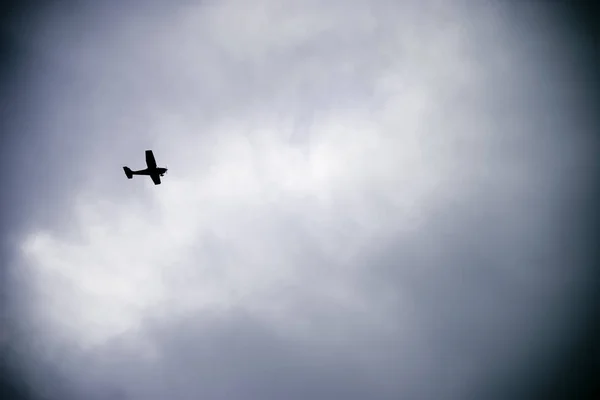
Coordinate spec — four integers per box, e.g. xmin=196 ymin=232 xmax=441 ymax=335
xmin=1 ymin=1 xmax=599 ymax=399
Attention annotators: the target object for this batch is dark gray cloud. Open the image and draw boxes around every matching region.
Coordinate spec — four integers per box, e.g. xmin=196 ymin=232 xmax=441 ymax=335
xmin=2 ymin=1 xmax=599 ymax=399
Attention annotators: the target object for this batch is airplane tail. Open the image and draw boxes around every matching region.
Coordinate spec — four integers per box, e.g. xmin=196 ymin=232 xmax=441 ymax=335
xmin=123 ymin=166 xmax=133 ymax=179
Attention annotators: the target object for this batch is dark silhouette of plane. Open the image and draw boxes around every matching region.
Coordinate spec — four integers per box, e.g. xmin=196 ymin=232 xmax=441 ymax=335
xmin=123 ymin=150 xmax=168 ymax=185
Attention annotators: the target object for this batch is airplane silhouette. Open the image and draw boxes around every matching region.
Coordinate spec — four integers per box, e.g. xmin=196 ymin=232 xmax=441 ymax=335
xmin=123 ymin=150 xmax=168 ymax=185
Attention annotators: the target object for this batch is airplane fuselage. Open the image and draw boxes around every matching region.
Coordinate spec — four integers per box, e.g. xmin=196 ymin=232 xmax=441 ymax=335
xmin=130 ymin=167 xmax=167 ymax=176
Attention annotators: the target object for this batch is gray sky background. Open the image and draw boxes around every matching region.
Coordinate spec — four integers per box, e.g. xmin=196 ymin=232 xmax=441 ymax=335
xmin=2 ymin=1 xmax=599 ymax=399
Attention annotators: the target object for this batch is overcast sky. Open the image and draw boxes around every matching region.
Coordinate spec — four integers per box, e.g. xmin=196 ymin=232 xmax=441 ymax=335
xmin=1 ymin=1 xmax=599 ymax=399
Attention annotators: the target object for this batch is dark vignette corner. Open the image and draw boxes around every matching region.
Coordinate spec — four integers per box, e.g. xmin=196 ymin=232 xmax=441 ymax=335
xmin=533 ymin=2 xmax=600 ymax=400
xmin=1 ymin=2 xmax=52 ymax=400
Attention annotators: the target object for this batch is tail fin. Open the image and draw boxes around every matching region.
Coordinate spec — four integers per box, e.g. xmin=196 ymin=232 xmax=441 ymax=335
xmin=123 ymin=166 xmax=133 ymax=179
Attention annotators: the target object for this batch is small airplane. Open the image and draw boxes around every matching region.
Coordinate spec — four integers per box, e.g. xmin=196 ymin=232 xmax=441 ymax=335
xmin=123 ymin=150 xmax=168 ymax=185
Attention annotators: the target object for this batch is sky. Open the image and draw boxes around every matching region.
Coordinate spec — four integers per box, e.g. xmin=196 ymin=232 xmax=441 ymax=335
xmin=1 ymin=1 xmax=599 ymax=399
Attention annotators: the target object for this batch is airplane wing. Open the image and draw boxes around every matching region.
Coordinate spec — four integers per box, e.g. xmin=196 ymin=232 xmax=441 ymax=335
xmin=145 ymin=150 xmax=157 ymax=168
xmin=150 ymin=173 xmax=161 ymax=185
